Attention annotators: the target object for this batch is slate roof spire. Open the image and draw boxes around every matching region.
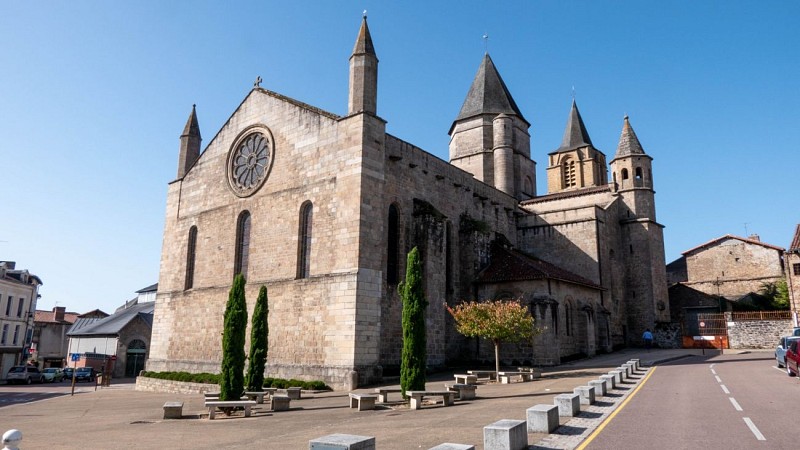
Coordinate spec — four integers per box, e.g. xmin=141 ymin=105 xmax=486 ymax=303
xmin=453 ymin=53 xmax=526 ymax=124
xmin=348 ymin=15 xmax=378 ymax=115
xmin=556 ymin=100 xmax=592 ymax=152
xmin=352 ymin=15 xmax=376 ymax=56
xmin=182 ymin=104 xmax=201 ymax=139
xmin=615 ymin=115 xmax=646 ymax=158
xmin=177 ymin=104 xmax=201 ymax=179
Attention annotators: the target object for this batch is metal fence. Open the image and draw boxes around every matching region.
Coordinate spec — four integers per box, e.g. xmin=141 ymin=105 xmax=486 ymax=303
xmin=730 ymin=311 xmax=792 ymax=321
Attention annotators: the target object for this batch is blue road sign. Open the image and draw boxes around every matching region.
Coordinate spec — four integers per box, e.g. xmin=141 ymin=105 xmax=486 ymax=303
xmin=70 ymin=353 xmax=80 ymax=362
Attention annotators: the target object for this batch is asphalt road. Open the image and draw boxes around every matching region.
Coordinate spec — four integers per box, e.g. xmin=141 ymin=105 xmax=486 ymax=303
xmin=0 ymin=380 xmax=97 ymax=407
xmin=583 ymin=353 xmax=800 ymax=450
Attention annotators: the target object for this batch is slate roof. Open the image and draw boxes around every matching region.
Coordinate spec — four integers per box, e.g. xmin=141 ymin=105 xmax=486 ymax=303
xmin=135 ymin=283 xmax=158 ymax=294
xmin=67 ymin=302 xmax=154 ymax=337
xmin=553 ymin=100 xmax=593 ymax=153
xmin=789 ymin=224 xmax=800 ymax=253
xmin=475 ymin=243 xmax=602 ymax=289
xmin=521 ymin=184 xmax=611 ymax=205
xmin=681 ymin=234 xmax=785 ymax=256
xmin=452 ymin=53 xmax=527 ymax=129
xmin=614 ymin=115 xmax=645 ymax=158
xmin=181 ymin=105 xmax=200 ymax=138
xmin=352 ymin=17 xmax=375 ymax=56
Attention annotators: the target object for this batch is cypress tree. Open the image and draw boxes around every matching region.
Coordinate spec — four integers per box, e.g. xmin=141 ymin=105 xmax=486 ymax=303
xmin=400 ymin=246 xmax=427 ymax=396
xmin=220 ymin=274 xmax=248 ymax=401
xmin=245 ymin=285 xmax=269 ymax=391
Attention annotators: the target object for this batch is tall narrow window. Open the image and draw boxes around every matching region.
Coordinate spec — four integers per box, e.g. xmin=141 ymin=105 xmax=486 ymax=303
xmin=297 ymin=202 xmax=313 ymax=279
xmin=16 ymin=299 xmax=24 ymax=317
xmin=635 ymin=167 xmax=642 ymax=180
xmin=565 ymin=301 xmax=573 ymax=336
xmin=1 ymin=324 xmax=7 ymax=344
xmin=13 ymin=325 xmax=20 ymax=345
xmin=551 ymin=305 xmax=558 ymax=334
xmin=387 ymin=204 xmax=400 ymax=284
xmin=621 ymin=168 xmax=629 ymax=180
xmin=185 ymin=226 xmax=198 ymax=290
xmin=5 ymin=296 xmax=12 ymax=316
xmin=563 ymin=159 xmax=576 ymax=188
xmin=234 ymin=211 xmax=251 ymax=278
xmin=445 ymin=221 xmax=453 ymax=294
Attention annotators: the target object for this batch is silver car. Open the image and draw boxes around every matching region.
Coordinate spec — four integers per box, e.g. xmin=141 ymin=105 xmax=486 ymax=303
xmin=776 ymin=336 xmax=800 ymax=368
xmin=6 ymin=365 xmax=45 ymax=384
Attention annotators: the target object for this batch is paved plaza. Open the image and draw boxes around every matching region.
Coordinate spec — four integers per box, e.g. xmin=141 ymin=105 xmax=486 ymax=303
xmin=2 ymin=349 xmax=706 ymax=449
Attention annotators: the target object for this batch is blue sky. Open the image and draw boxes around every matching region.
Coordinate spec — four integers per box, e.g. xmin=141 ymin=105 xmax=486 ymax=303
xmin=2 ymin=1 xmax=797 ymax=314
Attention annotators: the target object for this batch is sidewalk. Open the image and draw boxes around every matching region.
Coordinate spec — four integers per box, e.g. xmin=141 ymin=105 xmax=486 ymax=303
xmin=2 ymin=349 xmax=703 ymax=449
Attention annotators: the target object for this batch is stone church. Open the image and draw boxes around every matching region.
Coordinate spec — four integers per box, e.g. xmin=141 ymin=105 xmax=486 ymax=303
xmin=148 ymin=18 xmax=669 ymax=389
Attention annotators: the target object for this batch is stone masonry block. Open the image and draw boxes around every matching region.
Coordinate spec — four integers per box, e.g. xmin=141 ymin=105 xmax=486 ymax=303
xmin=609 ymin=370 xmax=623 ymax=384
xmin=555 ymin=393 xmax=581 ymax=417
xmin=588 ymin=379 xmax=607 ymax=397
xmin=573 ymin=386 xmax=596 ymax=405
xmin=309 ymin=433 xmax=375 ymax=450
xmin=483 ymin=419 xmax=527 ymax=450
xmin=600 ymin=374 xmax=616 ymax=390
xmin=428 ymin=444 xmax=475 ymax=450
xmin=526 ymin=404 xmax=559 ymax=433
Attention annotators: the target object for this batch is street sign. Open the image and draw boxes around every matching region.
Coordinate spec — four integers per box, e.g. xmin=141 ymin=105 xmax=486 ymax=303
xmin=699 ymin=321 xmax=706 ymax=327
xmin=70 ymin=353 xmax=80 ymax=362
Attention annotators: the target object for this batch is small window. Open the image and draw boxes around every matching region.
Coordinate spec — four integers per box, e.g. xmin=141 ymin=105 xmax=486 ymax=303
xmin=387 ymin=204 xmax=400 ymax=284
xmin=234 ymin=211 xmax=252 ymax=278
xmin=565 ymin=302 xmax=572 ymax=336
xmin=635 ymin=167 xmax=642 ymax=179
xmin=12 ymin=325 xmax=20 ymax=345
xmin=0 ymin=324 xmax=7 ymax=344
xmin=621 ymin=168 xmax=629 ymax=180
xmin=185 ymin=226 xmax=198 ymax=290
xmin=16 ymin=299 xmax=24 ymax=317
xmin=794 ymin=263 xmax=800 ymax=276
xmin=551 ymin=305 xmax=558 ymax=334
xmin=563 ymin=159 xmax=576 ymax=188
xmin=297 ymin=201 xmax=313 ymax=279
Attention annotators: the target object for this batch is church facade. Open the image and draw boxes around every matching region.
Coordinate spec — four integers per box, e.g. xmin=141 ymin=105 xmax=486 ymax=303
xmin=148 ymin=18 xmax=669 ymax=389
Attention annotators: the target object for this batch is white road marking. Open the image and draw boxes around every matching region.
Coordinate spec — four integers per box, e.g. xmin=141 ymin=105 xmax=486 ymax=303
xmin=729 ymin=397 xmax=743 ymax=411
xmin=709 ymin=364 xmax=715 ymax=368
xmin=743 ymin=417 xmax=766 ymax=441
xmin=714 ymin=375 xmax=722 ymax=383
xmin=711 ymin=368 xmax=717 ymax=375
xmin=720 ymin=385 xmax=730 ymax=394
xmin=772 ymin=366 xmax=786 ymax=373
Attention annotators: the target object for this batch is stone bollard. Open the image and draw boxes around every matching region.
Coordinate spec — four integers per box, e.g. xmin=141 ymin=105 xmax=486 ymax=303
xmin=573 ymin=386 xmax=596 ymax=405
xmin=616 ymin=367 xmax=629 ymax=381
xmin=346 ymin=370 xmax=359 ymax=391
xmin=609 ymin=370 xmax=623 ymax=384
xmin=526 ymin=404 xmax=559 ymax=433
xmin=309 ymin=434 xmax=375 ymax=450
xmin=588 ymin=379 xmax=607 ymax=397
xmin=554 ymin=393 xmax=581 ymax=417
xmin=2 ymin=430 xmax=22 ymax=450
xmin=429 ymin=444 xmax=475 ymax=450
xmin=630 ymin=359 xmax=640 ymax=371
xmin=600 ymin=374 xmax=616 ymax=390
xmin=484 ymin=419 xmax=527 ymax=450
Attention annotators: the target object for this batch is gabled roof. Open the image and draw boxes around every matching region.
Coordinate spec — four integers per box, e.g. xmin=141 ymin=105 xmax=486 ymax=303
xmin=135 ymin=283 xmax=158 ymax=294
xmin=476 ymin=243 xmax=602 ymax=289
xmin=682 ymin=234 xmax=785 ymax=256
xmin=553 ymin=100 xmax=593 ymax=153
xmin=614 ymin=115 xmax=645 ymax=158
xmin=789 ymin=224 xmax=800 ymax=253
xmin=68 ymin=301 xmax=154 ymax=337
xmin=34 ymin=310 xmax=79 ymax=324
xmin=451 ymin=53 xmax=527 ymax=131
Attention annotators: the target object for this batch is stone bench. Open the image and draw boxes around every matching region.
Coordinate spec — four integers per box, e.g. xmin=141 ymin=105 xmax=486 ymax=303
xmin=573 ymin=385 xmax=596 ymax=405
xmin=204 ymin=400 xmax=257 ymax=420
xmin=445 ymin=383 xmax=477 ymax=400
xmin=349 ymin=393 xmax=377 ymax=411
xmin=284 ymin=387 xmax=302 ymax=400
xmin=271 ymin=395 xmax=291 ymax=411
xmin=467 ymin=370 xmax=497 ymax=380
xmin=243 ymin=391 xmax=267 ymax=404
xmin=497 ymin=371 xmax=535 ymax=384
xmin=162 ymin=401 xmax=183 ymax=419
xmin=309 ymin=433 xmax=375 ymax=450
xmin=554 ymin=393 xmax=580 ymax=417
xmin=526 ymin=404 xmax=558 ymax=433
xmin=405 ymin=390 xmax=456 ymax=410
xmin=484 ymin=419 xmax=527 ymax=450
xmin=454 ymin=374 xmax=478 ymax=385
xmin=373 ymin=388 xmax=402 ymax=403
xmin=516 ymin=367 xmax=542 ymax=378
xmin=429 ymin=444 xmax=475 ymax=450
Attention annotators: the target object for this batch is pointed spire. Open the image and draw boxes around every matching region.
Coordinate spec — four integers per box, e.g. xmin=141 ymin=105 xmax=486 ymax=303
xmin=352 ymin=16 xmax=375 ymax=56
xmin=556 ymin=100 xmax=592 ymax=152
xmin=615 ymin=115 xmax=645 ymax=157
xmin=454 ymin=53 xmax=526 ymax=124
xmin=182 ymin=104 xmax=201 ymax=139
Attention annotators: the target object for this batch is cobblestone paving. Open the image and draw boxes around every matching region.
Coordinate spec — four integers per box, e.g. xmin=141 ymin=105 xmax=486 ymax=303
xmin=531 ymin=368 xmax=649 ymax=450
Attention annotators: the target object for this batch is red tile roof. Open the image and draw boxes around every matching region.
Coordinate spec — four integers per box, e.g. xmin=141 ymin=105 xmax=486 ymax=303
xmin=34 ymin=310 xmax=79 ymax=324
xmin=790 ymin=224 xmax=800 ymax=252
xmin=681 ymin=234 xmax=785 ymax=256
xmin=476 ymin=243 xmax=602 ymax=289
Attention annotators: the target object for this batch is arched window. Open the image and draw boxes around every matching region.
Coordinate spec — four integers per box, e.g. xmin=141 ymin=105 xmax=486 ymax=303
xmin=387 ymin=204 xmax=400 ymax=284
xmin=297 ymin=202 xmax=313 ymax=279
xmin=563 ymin=159 xmax=576 ymax=188
xmin=234 ymin=211 xmax=251 ymax=278
xmin=621 ymin=168 xmax=629 ymax=180
xmin=185 ymin=226 xmax=197 ymax=290
xmin=551 ymin=304 xmax=559 ymax=334
xmin=565 ymin=301 xmax=573 ymax=336
xmin=635 ymin=167 xmax=642 ymax=180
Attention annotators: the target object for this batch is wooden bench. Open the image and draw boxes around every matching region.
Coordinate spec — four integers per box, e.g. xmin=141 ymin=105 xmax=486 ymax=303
xmin=453 ymin=374 xmax=478 ymax=385
xmin=271 ymin=395 xmax=291 ymax=411
xmin=467 ymin=370 xmax=497 ymax=380
xmin=445 ymin=383 xmax=477 ymax=400
xmin=204 ymin=400 xmax=257 ymax=420
xmin=162 ymin=401 xmax=183 ymax=419
xmin=373 ymin=388 xmax=402 ymax=403
xmin=497 ymin=371 xmax=535 ymax=384
xmin=405 ymin=390 xmax=456 ymax=410
xmin=243 ymin=391 xmax=267 ymax=404
xmin=348 ymin=393 xmax=378 ymax=411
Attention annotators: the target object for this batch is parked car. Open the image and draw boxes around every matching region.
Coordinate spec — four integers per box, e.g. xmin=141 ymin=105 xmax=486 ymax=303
xmin=62 ymin=367 xmax=74 ymax=380
xmin=74 ymin=367 xmax=96 ymax=382
xmin=42 ymin=368 xmax=64 ymax=383
xmin=793 ymin=327 xmax=800 ymax=337
xmin=6 ymin=365 xmax=45 ymax=384
xmin=786 ymin=338 xmax=800 ymax=377
xmin=775 ymin=336 xmax=800 ymax=368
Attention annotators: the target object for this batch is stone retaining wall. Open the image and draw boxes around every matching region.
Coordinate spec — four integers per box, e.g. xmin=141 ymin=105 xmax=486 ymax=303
xmin=135 ymin=376 xmax=218 ymax=395
xmin=727 ymin=319 xmax=793 ymax=349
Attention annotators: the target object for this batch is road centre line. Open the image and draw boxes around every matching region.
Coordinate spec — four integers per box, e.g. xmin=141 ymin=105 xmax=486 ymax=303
xmin=575 ymin=367 xmax=657 ymax=450
xmin=729 ymin=397 xmax=743 ymax=411
xmin=711 ymin=368 xmax=717 ymax=375
xmin=743 ymin=418 xmax=766 ymax=441
xmin=720 ymin=384 xmax=729 ymax=394
xmin=714 ymin=375 xmax=722 ymax=383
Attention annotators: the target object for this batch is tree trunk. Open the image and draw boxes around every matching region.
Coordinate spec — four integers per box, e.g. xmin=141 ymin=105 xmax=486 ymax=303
xmin=494 ymin=340 xmax=500 ymax=376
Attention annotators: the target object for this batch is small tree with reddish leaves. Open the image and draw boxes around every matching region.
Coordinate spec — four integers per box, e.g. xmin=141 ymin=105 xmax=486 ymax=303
xmin=446 ymin=300 xmax=539 ymax=375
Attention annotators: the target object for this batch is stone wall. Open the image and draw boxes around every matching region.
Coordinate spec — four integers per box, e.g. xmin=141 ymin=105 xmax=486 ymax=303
xmin=727 ymin=319 xmax=793 ymax=349
xmin=135 ymin=376 xmax=218 ymax=395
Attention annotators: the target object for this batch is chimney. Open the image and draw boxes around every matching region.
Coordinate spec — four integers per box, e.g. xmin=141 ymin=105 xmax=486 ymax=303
xmin=53 ymin=306 xmax=66 ymax=322
xmin=748 ymin=234 xmax=760 ymax=242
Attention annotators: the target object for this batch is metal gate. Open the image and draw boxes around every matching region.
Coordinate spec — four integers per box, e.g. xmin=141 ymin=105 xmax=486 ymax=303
xmin=682 ymin=310 xmax=729 ymax=349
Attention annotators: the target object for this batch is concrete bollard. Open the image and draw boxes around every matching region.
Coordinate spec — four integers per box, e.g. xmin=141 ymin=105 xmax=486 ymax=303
xmin=616 ymin=367 xmax=629 ymax=380
xmin=554 ymin=393 xmax=581 ymax=417
xmin=483 ymin=419 xmax=528 ymax=450
xmin=630 ymin=359 xmax=640 ymax=371
xmin=609 ymin=370 xmax=623 ymax=384
xmin=589 ymin=379 xmax=607 ymax=397
xmin=573 ymin=386 xmax=596 ymax=405
xmin=2 ymin=430 xmax=22 ymax=450
xmin=526 ymin=404 xmax=559 ymax=433
xmin=600 ymin=374 xmax=616 ymax=390
xmin=428 ymin=444 xmax=475 ymax=450
xmin=309 ymin=434 xmax=375 ymax=450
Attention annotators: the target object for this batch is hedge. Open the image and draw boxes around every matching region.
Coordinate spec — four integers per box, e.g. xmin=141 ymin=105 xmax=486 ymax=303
xmin=140 ymin=371 xmax=329 ymax=391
